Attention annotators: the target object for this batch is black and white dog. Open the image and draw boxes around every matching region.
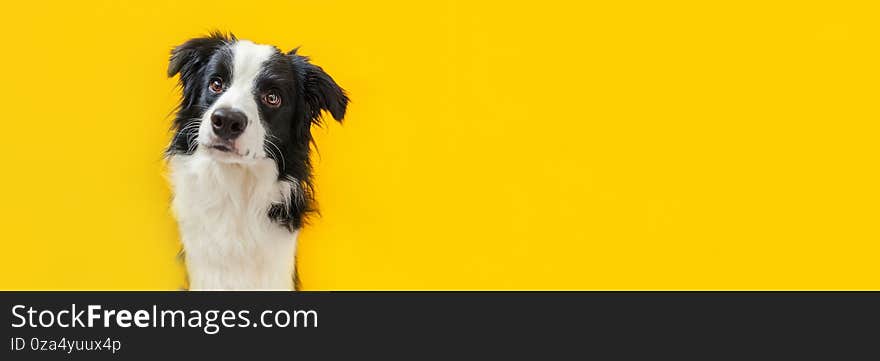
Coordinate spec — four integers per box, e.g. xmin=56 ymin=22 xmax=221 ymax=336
xmin=166 ymin=32 xmax=348 ymax=290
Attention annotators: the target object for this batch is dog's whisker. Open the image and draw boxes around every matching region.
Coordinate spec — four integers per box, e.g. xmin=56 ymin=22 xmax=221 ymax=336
xmin=263 ymin=144 xmax=281 ymax=167
xmin=170 ymin=122 xmax=202 ymax=143
xmin=172 ymin=129 xmax=200 ymax=142
xmin=185 ymin=131 xmax=200 ymax=153
xmin=265 ymin=139 xmax=285 ymax=171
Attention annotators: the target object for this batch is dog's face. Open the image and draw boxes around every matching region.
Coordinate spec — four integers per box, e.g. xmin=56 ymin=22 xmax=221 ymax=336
xmin=166 ymin=33 xmax=347 ymax=229
xmin=167 ymin=32 xmax=347 ymax=177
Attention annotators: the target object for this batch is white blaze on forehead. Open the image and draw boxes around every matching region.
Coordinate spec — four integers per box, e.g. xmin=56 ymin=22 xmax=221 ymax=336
xmin=230 ymin=40 xmax=275 ymax=89
xmin=216 ymin=40 xmax=275 ymax=123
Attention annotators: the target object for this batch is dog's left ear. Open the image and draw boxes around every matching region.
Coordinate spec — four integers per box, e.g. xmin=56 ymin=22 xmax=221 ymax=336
xmin=289 ymin=50 xmax=349 ymax=124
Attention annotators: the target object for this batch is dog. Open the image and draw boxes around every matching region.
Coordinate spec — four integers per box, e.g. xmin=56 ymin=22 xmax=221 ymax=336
xmin=165 ymin=32 xmax=348 ymax=290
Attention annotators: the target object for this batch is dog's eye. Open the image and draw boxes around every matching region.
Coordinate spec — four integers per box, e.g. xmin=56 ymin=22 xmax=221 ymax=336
xmin=262 ymin=90 xmax=282 ymax=107
xmin=209 ymin=77 xmax=224 ymax=93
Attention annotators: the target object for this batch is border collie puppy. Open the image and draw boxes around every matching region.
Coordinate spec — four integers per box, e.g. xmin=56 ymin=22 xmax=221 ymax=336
xmin=165 ymin=32 xmax=348 ymax=290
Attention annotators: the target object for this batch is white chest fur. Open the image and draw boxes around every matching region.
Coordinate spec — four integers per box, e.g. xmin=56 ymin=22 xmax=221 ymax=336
xmin=169 ymin=152 xmax=298 ymax=290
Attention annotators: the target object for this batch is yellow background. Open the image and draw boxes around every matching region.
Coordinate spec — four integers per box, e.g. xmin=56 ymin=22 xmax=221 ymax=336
xmin=0 ymin=1 xmax=877 ymax=290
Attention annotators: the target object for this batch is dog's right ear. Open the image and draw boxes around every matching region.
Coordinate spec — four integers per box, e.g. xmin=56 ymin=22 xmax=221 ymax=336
xmin=168 ymin=32 xmax=233 ymax=111
xmin=167 ymin=31 xmax=233 ymax=79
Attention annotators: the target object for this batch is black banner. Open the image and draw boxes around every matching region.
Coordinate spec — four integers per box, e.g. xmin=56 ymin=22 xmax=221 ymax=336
xmin=1 ymin=292 xmax=878 ymax=359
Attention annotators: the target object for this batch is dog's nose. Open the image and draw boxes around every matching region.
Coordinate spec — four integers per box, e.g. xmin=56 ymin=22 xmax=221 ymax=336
xmin=211 ymin=108 xmax=247 ymax=140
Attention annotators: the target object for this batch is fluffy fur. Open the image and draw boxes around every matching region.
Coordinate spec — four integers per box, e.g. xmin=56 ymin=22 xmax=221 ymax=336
xmin=166 ymin=32 xmax=348 ymax=290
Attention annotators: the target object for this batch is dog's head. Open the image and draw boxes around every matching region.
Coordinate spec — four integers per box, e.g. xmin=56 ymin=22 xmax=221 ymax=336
xmin=166 ymin=32 xmax=347 ymax=175
xmin=166 ymin=32 xmax=347 ymax=229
